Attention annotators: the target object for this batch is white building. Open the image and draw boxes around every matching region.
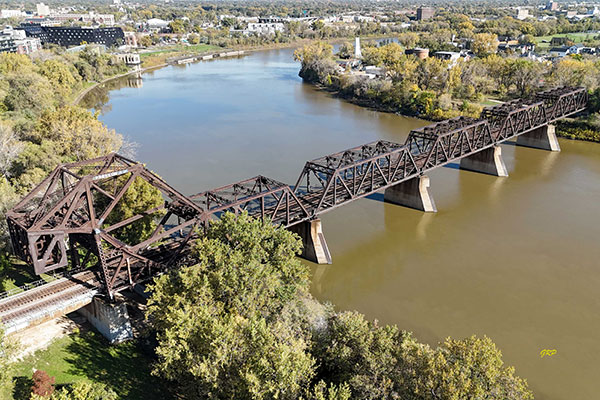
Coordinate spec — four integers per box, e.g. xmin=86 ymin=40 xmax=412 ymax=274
xmin=516 ymin=7 xmax=529 ymax=20
xmin=36 ymin=3 xmax=51 ymax=16
xmin=1 ymin=10 xmax=25 ymax=19
xmin=246 ymin=22 xmax=284 ymax=35
xmin=0 ymin=26 xmax=41 ymax=54
xmin=16 ymin=37 xmax=41 ymax=54
xmin=147 ymin=18 xmax=170 ymax=32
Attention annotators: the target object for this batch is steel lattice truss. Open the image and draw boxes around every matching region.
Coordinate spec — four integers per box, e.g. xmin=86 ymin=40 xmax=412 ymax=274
xmin=6 ymin=86 xmax=588 ymax=297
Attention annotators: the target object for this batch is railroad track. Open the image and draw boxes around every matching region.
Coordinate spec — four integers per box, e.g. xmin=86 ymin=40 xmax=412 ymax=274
xmin=0 ymin=270 xmax=100 ymax=333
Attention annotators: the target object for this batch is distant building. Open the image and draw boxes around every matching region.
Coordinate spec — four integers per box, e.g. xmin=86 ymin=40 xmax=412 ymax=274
xmin=433 ymin=51 xmax=464 ymax=66
xmin=20 ymin=24 xmax=125 ymax=47
xmin=0 ymin=26 xmax=41 ymax=54
xmin=124 ymin=31 xmax=137 ymax=47
xmin=36 ymin=3 xmax=50 ymax=16
xmin=498 ymin=42 xmax=535 ymax=54
xmin=114 ymin=53 xmax=141 ymax=67
xmin=549 ymin=45 xmax=580 ymax=57
xmin=146 ymin=18 xmax=170 ymax=32
xmin=258 ymin=17 xmax=284 ymax=23
xmin=15 ymin=37 xmax=41 ymax=54
xmin=246 ymin=22 xmax=284 ymax=35
xmin=405 ymin=47 xmax=429 ymax=59
xmin=1 ymin=9 xmax=25 ymax=19
xmin=546 ymin=1 xmax=559 ymax=11
xmin=416 ymin=7 xmax=434 ymax=21
xmin=550 ymin=36 xmax=570 ymax=46
xmin=0 ymin=35 xmax=16 ymax=53
xmin=49 ymin=12 xmax=115 ymax=27
xmin=516 ymin=7 xmax=529 ymax=20
xmin=22 ymin=17 xmax=58 ymax=27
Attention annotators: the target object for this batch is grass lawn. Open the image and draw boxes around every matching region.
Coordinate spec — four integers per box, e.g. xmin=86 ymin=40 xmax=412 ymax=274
xmin=139 ymin=43 xmax=220 ymax=59
xmin=0 ymin=256 xmax=47 ymax=294
xmin=534 ymin=31 xmax=598 ymax=50
xmin=6 ymin=330 xmax=171 ymax=400
xmin=140 ymin=43 xmax=222 ymax=68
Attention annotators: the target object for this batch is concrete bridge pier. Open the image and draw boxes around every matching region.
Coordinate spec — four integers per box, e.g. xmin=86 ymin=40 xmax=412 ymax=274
xmin=288 ymin=219 xmax=332 ymax=264
xmin=459 ymin=145 xmax=508 ymax=177
xmin=78 ymin=297 xmax=133 ymax=343
xmin=384 ymin=175 xmax=437 ymax=212
xmin=516 ymin=124 xmax=561 ymax=152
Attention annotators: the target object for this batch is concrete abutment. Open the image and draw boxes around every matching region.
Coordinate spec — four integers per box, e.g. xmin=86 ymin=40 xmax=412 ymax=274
xmin=459 ymin=145 xmax=508 ymax=177
xmin=288 ymin=219 xmax=332 ymax=265
xmin=516 ymin=124 xmax=561 ymax=152
xmin=78 ymin=297 xmax=133 ymax=343
xmin=384 ymin=175 xmax=437 ymax=212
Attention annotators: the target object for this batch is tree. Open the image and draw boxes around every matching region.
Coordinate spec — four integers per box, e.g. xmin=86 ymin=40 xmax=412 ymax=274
xmin=397 ymin=32 xmax=420 ymax=49
xmin=38 ymin=59 xmax=80 ymax=102
xmin=472 ymin=33 xmax=499 ymax=58
xmin=505 ymin=58 xmax=546 ymax=97
xmin=147 ymin=212 xmax=315 ymax=399
xmin=396 ymin=335 xmax=534 ymax=400
xmin=0 ymin=53 xmax=35 ymax=75
xmin=99 ymin=175 xmax=165 ymax=246
xmin=294 ymin=42 xmax=336 ymax=84
xmin=312 ymin=312 xmax=399 ymax=400
xmin=0 ymin=122 xmax=23 ymax=177
xmin=139 ymin=35 xmax=152 ymax=47
xmin=2 ymin=73 xmax=54 ymax=115
xmin=169 ymin=20 xmax=185 ymax=34
xmin=336 ymin=42 xmax=354 ymax=59
xmin=31 ymin=370 xmax=55 ymax=397
xmin=0 ymin=328 xmax=17 ymax=394
xmin=32 ymin=106 xmax=123 ymax=161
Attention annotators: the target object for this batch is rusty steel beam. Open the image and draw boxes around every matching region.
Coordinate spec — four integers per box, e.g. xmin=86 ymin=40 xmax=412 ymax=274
xmin=6 ymin=86 xmax=589 ymax=298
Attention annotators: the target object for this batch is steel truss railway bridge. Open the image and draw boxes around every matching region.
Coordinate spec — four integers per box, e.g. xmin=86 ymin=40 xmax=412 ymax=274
xmin=0 ymin=86 xmax=588 ymax=336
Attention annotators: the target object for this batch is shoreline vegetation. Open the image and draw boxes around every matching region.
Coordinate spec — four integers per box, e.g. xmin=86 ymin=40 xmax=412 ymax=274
xmin=294 ymin=40 xmax=600 ymax=143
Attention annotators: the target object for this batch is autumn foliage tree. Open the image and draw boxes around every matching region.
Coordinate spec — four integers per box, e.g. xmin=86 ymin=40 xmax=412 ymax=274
xmin=31 ymin=370 xmax=55 ymax=397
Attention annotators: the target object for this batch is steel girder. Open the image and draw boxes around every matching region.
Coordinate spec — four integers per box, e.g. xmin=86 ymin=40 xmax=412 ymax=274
xmin=6 ymin=86 xmax=589 ymax=297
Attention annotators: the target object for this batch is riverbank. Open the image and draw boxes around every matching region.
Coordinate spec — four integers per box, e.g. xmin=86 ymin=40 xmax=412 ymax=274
xmin=555 ymin=118 xmax=600 ymax=142
xmin=71 ymin=65 xmax=165 ymax=106
xmin=72 ymin=36 xmax=394 ymax=107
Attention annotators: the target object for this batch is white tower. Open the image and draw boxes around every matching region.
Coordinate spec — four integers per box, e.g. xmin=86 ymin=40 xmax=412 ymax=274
xmin=354 ymin=37 xmax=362 ymax=59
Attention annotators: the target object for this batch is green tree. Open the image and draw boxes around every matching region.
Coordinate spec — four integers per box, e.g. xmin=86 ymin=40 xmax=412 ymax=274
xmin=38 ymin=59 xmax=80 ymax=102
xmin=147 ymin=213 xmax=314 ymax=399
xmin=100 ymin=175 xmax=165 ymax=246
xmin=32 ymin=106 xmax=122 ymax=161
xmin=169 ymin=20 xmax=185 ymax=34
xmin=313 ymin=311 xmax=399 ymax=400
xmin=139 ymin=35 xmax=152 ymax=47
xmin=294 ymin=42 xmax=336 ymax=84
xmin=396 ymin=335 xmax=534 ymax=400
xmin=2 ymin=73 xmax=54 ymax=115
xmin=336 ymin=42 xmax=354 ymax=59
xmin=472 ymin=33 xmax=499 ymax=58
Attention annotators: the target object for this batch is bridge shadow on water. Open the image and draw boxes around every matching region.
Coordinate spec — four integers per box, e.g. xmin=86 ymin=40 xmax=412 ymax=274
xmin=365 ymin=192 xmax=385 ymax=202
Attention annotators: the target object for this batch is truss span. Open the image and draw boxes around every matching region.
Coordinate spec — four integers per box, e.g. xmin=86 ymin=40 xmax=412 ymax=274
xmin=5 ymin=86 xmax=587 ymax=298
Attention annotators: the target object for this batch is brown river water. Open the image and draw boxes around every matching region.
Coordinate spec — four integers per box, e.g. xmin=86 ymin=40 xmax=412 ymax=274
xmin=82 ymin=48 xmax=600 ymax=400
